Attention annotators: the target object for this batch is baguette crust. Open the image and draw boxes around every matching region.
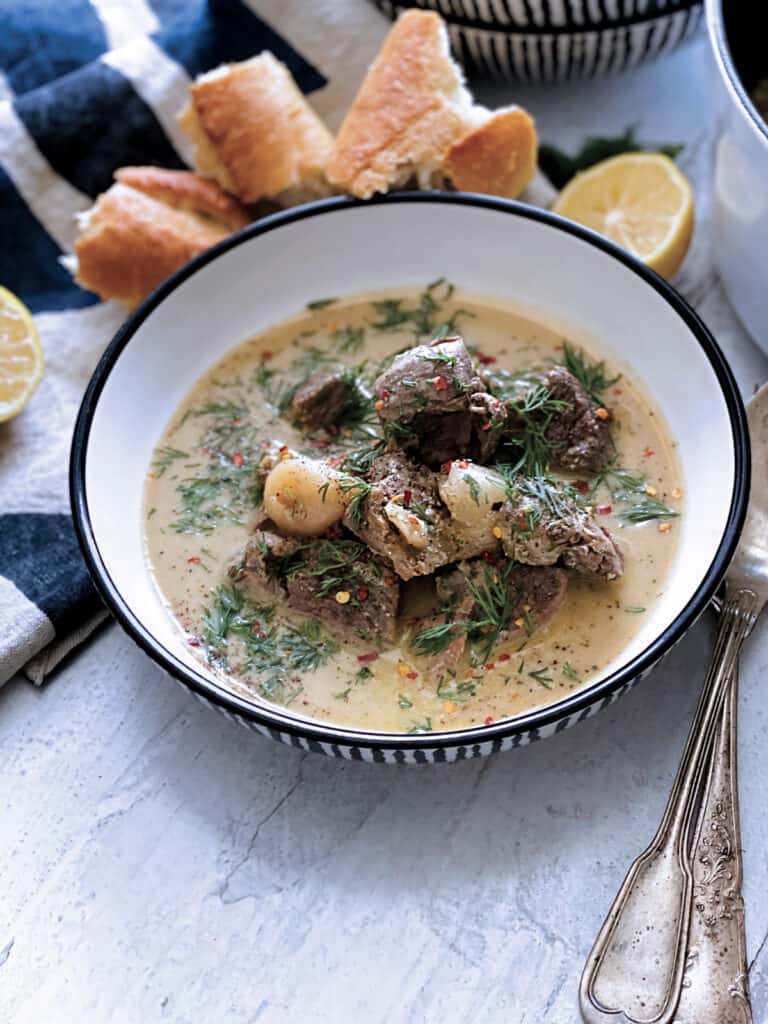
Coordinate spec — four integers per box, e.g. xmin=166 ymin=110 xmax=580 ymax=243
xmin=73 ymin=183 xmax=232 ymax=307
xmin=183 ymin=53 xmax=334 ymax=204
xmin=115 ymin=166 xmax=251 ymax=231
xmin=327 ymin=10 xmax=476 ymax=199
xmin=443 ymin=107 xmax=538 ymax=199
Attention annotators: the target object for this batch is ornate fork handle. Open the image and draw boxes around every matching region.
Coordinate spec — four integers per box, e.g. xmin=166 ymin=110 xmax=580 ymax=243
xmin=579 ymin=589 xmax=759 ymax=1024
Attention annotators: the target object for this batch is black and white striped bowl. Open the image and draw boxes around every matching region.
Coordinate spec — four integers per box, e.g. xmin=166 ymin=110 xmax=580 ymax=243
xmin=371 ymin=0 xmax=703 ymax=81
xmin=71 ymin=194 xmax=748 ymax=763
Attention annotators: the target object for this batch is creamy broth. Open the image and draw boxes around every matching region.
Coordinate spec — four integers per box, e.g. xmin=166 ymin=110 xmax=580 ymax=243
xmin=144 ymin=286 xmax=681 ymax=734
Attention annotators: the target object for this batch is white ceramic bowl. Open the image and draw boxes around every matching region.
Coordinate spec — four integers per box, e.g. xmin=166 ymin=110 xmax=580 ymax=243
xmin=71 ymin=194 xmax=748 ymax=762
xmin=372 ymin=0 xmax=702 ymax=81
xmin=707 ymin=0 xmax=768 ymax=349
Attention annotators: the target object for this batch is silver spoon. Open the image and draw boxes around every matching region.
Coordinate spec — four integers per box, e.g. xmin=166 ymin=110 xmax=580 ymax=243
xmin=579 ymin=382 xmax=768 ymax=1024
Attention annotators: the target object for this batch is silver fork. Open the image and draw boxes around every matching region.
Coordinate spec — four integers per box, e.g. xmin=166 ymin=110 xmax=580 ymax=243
xmin=579 ymin=382 xmax=768 ymax=1024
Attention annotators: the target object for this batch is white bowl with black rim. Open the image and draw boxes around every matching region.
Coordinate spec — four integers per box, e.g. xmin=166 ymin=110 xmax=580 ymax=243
xmin=371 ymin=0 xmax=702 ymax=81
xmin=70 ymin=194 xmax=748 ymax=763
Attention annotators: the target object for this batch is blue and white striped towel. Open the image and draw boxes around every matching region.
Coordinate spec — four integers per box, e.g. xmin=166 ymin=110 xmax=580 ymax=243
xmin=0 ymin=0 xmax=388 ymax=686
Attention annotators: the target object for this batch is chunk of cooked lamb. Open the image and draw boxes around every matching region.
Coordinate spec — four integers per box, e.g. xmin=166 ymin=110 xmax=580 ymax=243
xmin=373 ymin=338 xmax=487 ymax=465
xmin=240 ymin=528 xmax=399 ymax=642
xmin=498 ymin=480 xmax=623 ymax=580
xmin=414 ymin=559 xmax=568 ymax=671
xmin=286 ymin=368 xmax=354 ymax=432
xmin=538 ymin=368 xmax=613 ymax=472
xmin=374 ymin=338 xmax=483 ymax=423
xmin=342 ymin=451 xmax=491 ymax=579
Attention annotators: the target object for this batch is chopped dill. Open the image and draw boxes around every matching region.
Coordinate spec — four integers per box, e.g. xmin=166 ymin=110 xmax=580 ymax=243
xmin=398 ymin=694 xmax=414 ymax=709
xmin=333 ymin=325 xmax=366 ymax=354
xmin=528 ymin=667 xmax=553 ymax=688
xmin=152 ymin=446 xmax=188 ymax=476
xmin=463 ymin=473 xmax=482 ymax=505
xmin=618 ymin=499 xmax=679 ymax=524
xmin=562 ymin=662 xmax=581 ymax=683
xmin=202 ymin=584 xmax=337 ymax=704
xmin=407 ymin=717 xmax=433 ymax=734
xmin=562 ymin=342 xmax=619 ymax=404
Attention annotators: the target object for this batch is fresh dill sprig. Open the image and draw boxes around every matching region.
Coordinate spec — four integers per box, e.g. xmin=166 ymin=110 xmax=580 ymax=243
xmin=151 ymin=446 xmax=189 ymax=477
xmin=562 ymin=342 xmax=619 ymax=404
xmin=338 ymin=475 xmax=371 ymax=524
xmin=407 ymin=717 xmax=433 ymax=734
xmin=618 ymin=498 xmax=679 ymax=524
xmin=370 ymin=280 xmax=469 ymax=341
xmin=201 ymin=584 xmax=336 ymax=704
xmin=333 ymin=325 xmax=366 ymax=354
xmin=528 ymin=666 xmax=553 ymax=688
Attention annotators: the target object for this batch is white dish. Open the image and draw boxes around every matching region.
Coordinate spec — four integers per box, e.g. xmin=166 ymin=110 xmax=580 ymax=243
xmin=71 ymin=194 xmax=749 ymax=761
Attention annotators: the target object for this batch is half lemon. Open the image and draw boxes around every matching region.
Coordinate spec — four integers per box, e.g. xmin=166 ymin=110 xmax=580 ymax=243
xmin=552 ymin=152 xmax=695 ymax=280
xmin=0 ymin=286 xmax=44 ymax=423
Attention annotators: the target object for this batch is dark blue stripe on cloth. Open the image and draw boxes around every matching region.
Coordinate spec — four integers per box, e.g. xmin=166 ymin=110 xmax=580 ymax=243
xmin=0 ymin=167 xmax=98 ymax=313
xmin=0 ymin=514 xmax=101 ymax=635
xmin=0 ymin=0 xmax=107 ymax=95
xmin=13 ymin=62 xmax=186 ymax=198
xmin=156 ymin=0 xmax=327 ymax=93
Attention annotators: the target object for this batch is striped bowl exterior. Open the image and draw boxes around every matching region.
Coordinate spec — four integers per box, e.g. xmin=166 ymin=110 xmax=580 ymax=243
xmin=170 ymin=644 xmax=678 ymax=763
xmin=371 ymin=0 xmax=703 ymax=80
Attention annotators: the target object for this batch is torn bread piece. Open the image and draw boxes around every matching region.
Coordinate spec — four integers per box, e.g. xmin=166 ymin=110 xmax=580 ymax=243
xmin=178 ymin=52 xmax=334 ymax=205
xmin=326 ymin=9 xmax=537 ymax=201
xmin=68 ymin=169 xmax=250 ymax=306
xmin=443 ymin=106 xmax=538 ymax=199
xmin=326 ymin=9 xmax=480 ymax=199
xmin=115 ymin=166 xmax=250 ymax=231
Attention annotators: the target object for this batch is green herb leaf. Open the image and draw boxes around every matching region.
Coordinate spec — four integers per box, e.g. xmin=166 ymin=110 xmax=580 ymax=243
xmin=539 ymin=128 xmax=685 ymax=190
xmin=562 ymin=342 xmax=619 ymax=405
xmin=306 ymin=297 xmax=337 ymax=311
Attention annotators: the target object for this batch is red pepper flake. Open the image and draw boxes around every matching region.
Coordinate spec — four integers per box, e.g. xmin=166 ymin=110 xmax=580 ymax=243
xmin=379 ymin=389 xmax=390 ymax=402
xmin=613 ymin=387 xmax=622 ymax=395
xmin=232 ymin=417 xmax=242 ymax=426
xmin=187 ymin=556 xmax=201 ymax=564
xmin=481 ymin=423 xmax=491 ymax=431
xmin=251 ymin=622 xmax=265 ymax=638
xmin=485 ymin=662 xmax=495 ymax=671
xmin=188 ymin=638 xmax=201 ymax=647
xmin=407 ymin=515 xmax=420 ymax=525
xmin=384 ymin=576 xmax=396 ymax=587
xmin=440 ymin=460 xmax=453 ymax=474
xmin=433 ymin=375 xmax=449 ymax=391
xmin=357 ymin=586 xmax=369 ymax=602
xmin=477 ymin=353 xmax=496 ymax=365
xmin=643 ymin=447 xmax=655 ymax=458
xmin=484 ymin=716 xmax=494 ymax=726
xmin=406 ymin=671 xmax=418 ymax=680
xmin=309 ymin=439 xmax=329 ymax=449
xmin=279 ymin=445 xmax=289 ymax=453
xmin=498 ymin=653 xmax=511 ymax=663
xmin=357 ymin=651 xmax=379 ymax=664
xmin=455 ymin=459 xmax=470 ymax=470
xmin=574 ymin=479 xmax=590 ymax=494
xmin=201 ymin=446 xmax=209 ymax=455
xmin=596 ymin=504 xmax=612 ymax=516
xmin=232 ymin=452 xmax=244 ymax=468
xmin=262 ymin=350 xmax=273 ymax=361
xmin=595 ymin=407 xmax=610 ymax=421
xmin=403 ymin=489 xmax=412 ymax=507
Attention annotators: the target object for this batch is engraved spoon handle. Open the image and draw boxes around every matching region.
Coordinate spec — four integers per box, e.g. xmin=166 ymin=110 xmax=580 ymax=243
xmin=579 ymin=589 xmax=759 ymax=1024
xmin=673 ymin=656 xmax=752 ymax=1023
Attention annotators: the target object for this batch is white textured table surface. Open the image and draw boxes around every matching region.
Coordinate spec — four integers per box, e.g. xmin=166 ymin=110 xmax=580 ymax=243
xmin=3 ymin=31 xmax=768 ymax=1024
